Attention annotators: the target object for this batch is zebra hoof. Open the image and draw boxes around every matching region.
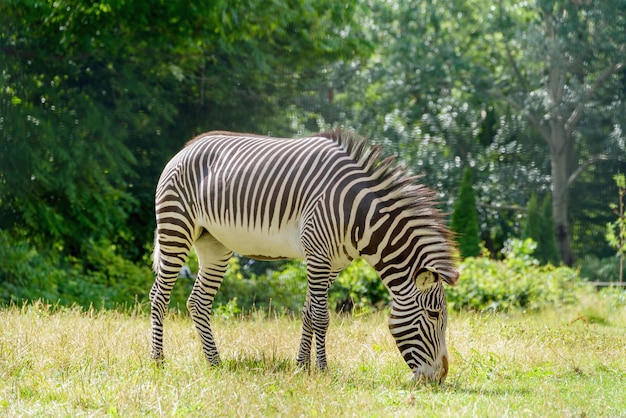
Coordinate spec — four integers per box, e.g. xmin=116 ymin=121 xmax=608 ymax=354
xmin=205 ymin=354 xmax=221 ymax=367
xmin=151 ymin=352 xmax=165 ymax=367
xmin=315 ymin=362 xmax=328 ymax=371
xmin=295 ymin=359 xmax=311 ymax=372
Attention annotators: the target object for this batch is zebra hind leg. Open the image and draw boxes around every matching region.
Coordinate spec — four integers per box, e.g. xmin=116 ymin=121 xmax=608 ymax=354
xmin=187 ymin=232 xmax=232 ymax=366
xmin=150 ymin=237 xmax=191 ymax=364
xmin=296 ymin=293 xmax=314 ymax=369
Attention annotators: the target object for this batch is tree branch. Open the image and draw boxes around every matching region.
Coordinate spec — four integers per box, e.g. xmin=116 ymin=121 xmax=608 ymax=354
xmin=565 ymin=153 xmax=626 ymax=192
xmin=488 ymin=88 xmax=552 ymax=142
xmin=565 ymin=61 xmax=625 ymax=136
xmin=505 ymin=40 xmax=528 ymax=94
xmin=477 ymin=202 xmax=526 ymax=212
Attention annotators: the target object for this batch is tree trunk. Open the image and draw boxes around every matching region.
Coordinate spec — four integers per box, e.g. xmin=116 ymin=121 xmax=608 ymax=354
xmin=549 ymin=123 xmax=575 ymax=266
xmin=545 ymin=11 xmax=575 ymax=267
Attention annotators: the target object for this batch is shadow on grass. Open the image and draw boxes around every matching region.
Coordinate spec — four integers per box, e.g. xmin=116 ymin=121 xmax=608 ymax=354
xmin=219 ymin=355 xmax=298 ymax=374
xmin=392 ymin=377 xmax=534 ymax=396
xmin=442 ymin=383 xmax=533 ymax=396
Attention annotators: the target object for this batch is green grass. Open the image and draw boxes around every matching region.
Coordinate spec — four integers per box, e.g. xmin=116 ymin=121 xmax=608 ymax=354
xmin=1 ymin=294 xmax=625 ymax=417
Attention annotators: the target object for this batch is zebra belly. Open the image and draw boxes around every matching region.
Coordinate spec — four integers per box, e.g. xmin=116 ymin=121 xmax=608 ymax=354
xmin=203 ymin=221 xmax=305 ymax=260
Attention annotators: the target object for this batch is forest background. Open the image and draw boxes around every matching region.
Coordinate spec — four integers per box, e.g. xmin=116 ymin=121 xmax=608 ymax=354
xmin=1 ymin=0 xmax=625 ymax=311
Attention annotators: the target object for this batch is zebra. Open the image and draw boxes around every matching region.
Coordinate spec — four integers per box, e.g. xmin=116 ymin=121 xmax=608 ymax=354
xmin=150 ymin=129 xmax=459 ymax=383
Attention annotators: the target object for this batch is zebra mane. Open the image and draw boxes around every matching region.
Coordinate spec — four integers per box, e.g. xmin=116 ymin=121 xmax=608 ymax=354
xmin=185 ymin=130 xmax=268 ymax=147
xmin=317 ymin=128 xmax=433 ymax=206
xmin=317 ymin=129 xmax=458 ymax=283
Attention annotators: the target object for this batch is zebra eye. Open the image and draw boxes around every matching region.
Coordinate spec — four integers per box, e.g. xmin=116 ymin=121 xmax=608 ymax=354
xmin=426 ymin=309 xmax=441 ymax=320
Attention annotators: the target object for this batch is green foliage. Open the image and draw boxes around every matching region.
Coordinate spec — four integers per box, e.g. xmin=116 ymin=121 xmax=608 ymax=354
xmin=169 ymin=258 xmax=389 ymax=315
xmin=2 ymin=228 xmax=587 ymax=315
xmin=451 ymin=167 xmax=481 ymax=258
xmin=538 ymin=194 xmax=560 ymax=265
xmin=577 ymin=256 xmax=625 ymax=283
xmin=214 ymin=260 xmax=308 ymax=314
xmin=448 ymin=239 xmax=586 ymax=312
xmin=522 ymin=194 xmax=559 ymax=265
xmin=63 ymin=239 xmax=153 ymax=309
xmin=0 ymin=231 xmax=64 ymax=303
xmin=0 ymin=0 xmax=368 ymax=261
xmin=605 ymin=173 xmax=626 ymax=282
xmin=0 ymin=230 xmax=152 ymax=309
xmin=485 ymin=0 xmax=626 ymax=265
xmin=167 ymin=258 xmax=309 ymax=315
xmin=329 ymin=259 xmax=389 ymax=313
xmin=1 ymin=0 xmax=624 ymax=312
xmin=522 ymin=194 xmax=541 ymax=243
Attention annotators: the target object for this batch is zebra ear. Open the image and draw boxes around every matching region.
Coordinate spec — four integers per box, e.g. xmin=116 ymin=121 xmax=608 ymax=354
xmin=413 ymin=267 xmax=439 ymax=288
xmin=439 ymin=267 xmax=460 ymax=286
xmin=414 ymin=266 xmax=459 ymax=287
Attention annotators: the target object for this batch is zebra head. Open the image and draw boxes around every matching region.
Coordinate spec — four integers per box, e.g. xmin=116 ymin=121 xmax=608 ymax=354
xmin=387 ymin=266 xmax=457 ymax=384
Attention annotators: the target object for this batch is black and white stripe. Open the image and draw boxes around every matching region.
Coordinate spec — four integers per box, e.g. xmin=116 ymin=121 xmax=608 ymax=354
xmin=150 ymin=129 xmax=458 ymax=382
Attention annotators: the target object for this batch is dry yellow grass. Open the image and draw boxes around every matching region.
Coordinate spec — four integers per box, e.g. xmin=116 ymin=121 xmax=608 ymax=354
xmin=1 ymin=293 xmax=625 ymax=417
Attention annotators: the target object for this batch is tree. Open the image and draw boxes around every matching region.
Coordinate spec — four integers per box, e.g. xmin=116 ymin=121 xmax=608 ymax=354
xmin=486 ymin=0 xmax=626 ymax=265
xmin=522 ymin=193 xmax=559 ymax=265
xmin=0 ymin=0 xmax=367 ymax=259
xmin=522 ymin=194 xmax=542 ymax=244
xmin=539 ymin=195 xmax=560 ymax=266
xmin=325 ymin=0 xmax=552 ymax=257
xmin=451 ymin=167 xmax=481 ymax=258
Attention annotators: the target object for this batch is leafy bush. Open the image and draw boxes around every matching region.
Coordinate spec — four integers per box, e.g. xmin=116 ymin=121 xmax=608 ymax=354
xmin=0 ymin=231 xmax=64 ymax=303
xmin=448 ymin=239 xmax=588 ymax=312
xmin=173 ymin=240 xmax=587 ymax=315
xmin=0 ymin=231 xmax=153 ymax=310
xmin=329 ymin=259 xmax=389 ymax=313
xmin=169 ymin=258 xmax=309 ymax=315
xmin=62 ymin=239 xmax=154 ymax=309
xmin=171 ymin=257 xmax=389 ymax=315
xmin=577 ymin=256 xmax=625 ymax=283
xmin=1 ymin=229 xmax=591 ymax=315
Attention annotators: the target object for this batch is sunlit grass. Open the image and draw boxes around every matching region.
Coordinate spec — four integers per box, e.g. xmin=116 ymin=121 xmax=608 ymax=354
xmin=1 ymin=293 xmax=625 ymax=417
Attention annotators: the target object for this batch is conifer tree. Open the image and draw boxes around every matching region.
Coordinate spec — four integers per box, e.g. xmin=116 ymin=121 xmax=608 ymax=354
xmin=539 ymin=195 xmax=560 ymax=265
xmin=522 ymin=194 xmax=560 ymax=265
xmin=451 ymin=167 xmax=481 ymax=258
xmin=522 ymin=194 xmax=541 ymax=243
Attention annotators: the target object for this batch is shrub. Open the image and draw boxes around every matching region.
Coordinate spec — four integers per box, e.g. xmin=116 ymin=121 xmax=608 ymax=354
xmin=193 ymin=257 xmax=389 ymax=315
xmin=0 ymin=232 xmax=154 ymax=310
xmin=329 ymin=259 xmax=389 ymax=313
xmin=447 ymin=239 xmax=587 ymax=312
xmin=577 ymin=256 xmax=625 ymax=283
xmin=208 ymin=258 xmax=307 ymax=315
xmin=63 ymin=239 xmax=154 ymax=309
xmin=0 ymin=231 xmax=63 ymax=304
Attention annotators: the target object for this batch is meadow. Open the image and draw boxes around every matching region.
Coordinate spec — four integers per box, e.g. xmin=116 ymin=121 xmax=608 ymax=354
xmin=1 ymin=292 xmax=625 ymax=418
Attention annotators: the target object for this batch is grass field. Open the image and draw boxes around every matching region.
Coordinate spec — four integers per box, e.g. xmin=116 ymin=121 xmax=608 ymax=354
xmin=1 ymin=293 xmax=625 ymax=417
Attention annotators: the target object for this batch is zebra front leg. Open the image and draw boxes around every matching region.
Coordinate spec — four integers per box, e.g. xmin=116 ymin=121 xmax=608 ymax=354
xmin=297 ymin=263 xmax=335 ymax=370
xmin=297 ymin=292 xmax=331 ymax=370
xmin=188 ymin=234 xmax=231 ymax=366
xmin=311 ymin=293 xmax=331 ymax=369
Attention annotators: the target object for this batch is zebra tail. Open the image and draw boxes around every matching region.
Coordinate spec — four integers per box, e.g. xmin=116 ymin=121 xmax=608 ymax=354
xmin=152 ymin=231 xmax=160 ymax=275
